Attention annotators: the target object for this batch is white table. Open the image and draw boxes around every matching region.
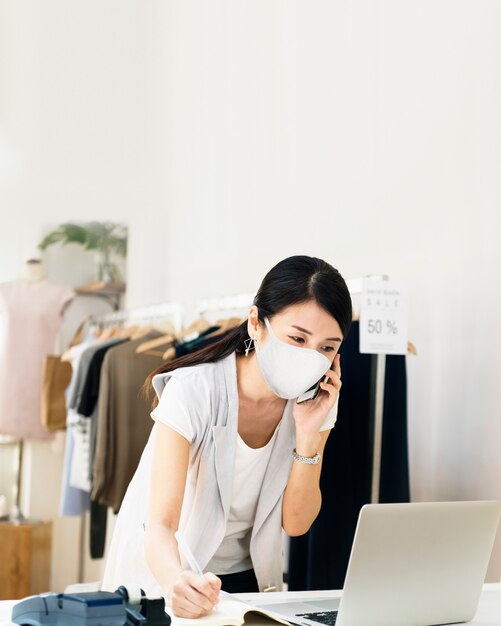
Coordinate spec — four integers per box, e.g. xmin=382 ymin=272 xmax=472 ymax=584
xmin=237 ymin=585 xmax=501 ymax=625
xmin=2 ymin=584 xmax=501 ymax=625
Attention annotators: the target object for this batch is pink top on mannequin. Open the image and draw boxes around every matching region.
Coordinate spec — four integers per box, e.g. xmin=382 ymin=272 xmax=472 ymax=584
xmin=0 ymin=260 xmax=75 ymax=440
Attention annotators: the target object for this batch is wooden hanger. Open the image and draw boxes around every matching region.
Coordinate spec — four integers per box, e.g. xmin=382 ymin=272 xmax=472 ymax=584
xmin=177 ymin=318 xmax=211 ymax=341
xmin=202 ymin=316 xmax=243 ymax=340
xmin=407 ymin=341 xmax=417 ymax=356
xmin=136 ymin=333 xmax=176 ymax=354
xmin=218 ymin=316 xmax=244 ymax=330
xmin=61 ymin=316 xmax=94 ymax=360
xmin=160 ymin=317 xmax=244 ymax=360
xmin=131 ymin=319 xmax=177 ymax=341
xmin=134 ymin=320 xmax=179 ymax=354
xmin=115 ymin=324 xmax=141 ymax=340
xmin=99 ymin=326 xmax=118 ymax=340
xmin=162 ymin=346 xmax=177 ymax=361
xmin=159 ymin=318 xmax=216 ymax=360
xmin=154 ymin=319 xmax=211 ymax=358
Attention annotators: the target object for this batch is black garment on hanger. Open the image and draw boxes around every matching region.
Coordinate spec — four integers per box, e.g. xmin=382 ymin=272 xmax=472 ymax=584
xmin=90 ymin=499 xmax=108 ymax=560
xmin=175 ymin=325 xmax=221 ymax=352
xmin=75 ymin=338 xmax=126 ymax=559
xmin=175 ymin=327 xmax=233 ymax=357
xmin=77 ymin=339 xmax=127 ymax=417
xmin=287 ymin=321 xmax=409 ymax=590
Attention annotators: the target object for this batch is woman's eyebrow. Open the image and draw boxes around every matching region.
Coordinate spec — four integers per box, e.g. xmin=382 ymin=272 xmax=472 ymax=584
xmin=291 ymin=325 xmax=342 ymax=342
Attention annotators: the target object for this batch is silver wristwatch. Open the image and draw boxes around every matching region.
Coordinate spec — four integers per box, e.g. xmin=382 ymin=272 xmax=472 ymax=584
xmin=292 ymin=448 xmax=321 ymax=465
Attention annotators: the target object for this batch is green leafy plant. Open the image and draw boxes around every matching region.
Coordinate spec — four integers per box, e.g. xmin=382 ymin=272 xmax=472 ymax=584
xmin=39 ymin=222 xmax=127 ymax=282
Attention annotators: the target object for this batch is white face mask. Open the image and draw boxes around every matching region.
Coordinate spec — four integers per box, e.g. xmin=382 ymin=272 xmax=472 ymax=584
xmin=254 ymin=317 xmax=333 ymax=400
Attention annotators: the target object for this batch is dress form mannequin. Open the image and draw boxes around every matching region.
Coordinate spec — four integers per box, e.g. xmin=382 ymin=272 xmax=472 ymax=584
xmin=19 ymin=259 xmax=46 ymax=285
xmin=0 ymin=259 xmax=75 ymax=520
xmin=5 ymin=256 xmax=45 ymax=520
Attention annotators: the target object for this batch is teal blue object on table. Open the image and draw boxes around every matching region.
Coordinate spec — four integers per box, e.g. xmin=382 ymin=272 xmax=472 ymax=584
xmin=11 ymin=589 xmax=171 ymax=626
xmin=11 ymin=592 xmax=125 ymax=626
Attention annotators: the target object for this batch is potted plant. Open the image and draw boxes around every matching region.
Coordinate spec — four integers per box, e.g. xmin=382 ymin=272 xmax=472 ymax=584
xmin=38 ymin=221 xmax=127 ymax=283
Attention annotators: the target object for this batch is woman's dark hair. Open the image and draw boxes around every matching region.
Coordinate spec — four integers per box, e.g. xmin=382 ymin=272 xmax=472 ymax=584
xmin=144 ymin=255 xmax=352 ymax=404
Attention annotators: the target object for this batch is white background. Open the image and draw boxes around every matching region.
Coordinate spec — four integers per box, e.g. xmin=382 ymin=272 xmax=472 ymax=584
xmin=0 ymin=0 xmax=500 ymax=586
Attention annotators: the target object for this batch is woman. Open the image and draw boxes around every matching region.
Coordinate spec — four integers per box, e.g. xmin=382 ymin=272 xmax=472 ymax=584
xmin=102 ymin=255 xmax=352 ymax=618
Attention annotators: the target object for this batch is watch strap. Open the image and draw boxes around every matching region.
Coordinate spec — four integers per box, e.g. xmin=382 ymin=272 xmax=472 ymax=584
xmin=292 ymin=448 xmax=321 ymax=465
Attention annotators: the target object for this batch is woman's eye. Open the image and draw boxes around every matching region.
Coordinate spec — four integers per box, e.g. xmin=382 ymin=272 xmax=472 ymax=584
xmin=290 ymin=336 xmax=305 ymax=344
xmin=322 ymin=346 xmax=335 ymax=353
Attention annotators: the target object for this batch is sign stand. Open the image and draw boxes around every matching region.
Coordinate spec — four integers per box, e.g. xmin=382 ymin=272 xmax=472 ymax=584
xmin=358 ymin=276 xmax=409 ymax=504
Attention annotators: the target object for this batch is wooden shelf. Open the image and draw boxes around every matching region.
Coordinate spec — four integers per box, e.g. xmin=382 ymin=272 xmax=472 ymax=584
xmin=75 ymin=281 xmax=126 ymax=296
xmin=75 ymin=282 xmax=126 ymax=311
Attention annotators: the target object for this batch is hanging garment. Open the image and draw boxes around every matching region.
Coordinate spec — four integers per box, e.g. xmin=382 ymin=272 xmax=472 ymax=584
xmin=59 ymin=341 xmax=93 ymax=516
xmin=174 ymin=326 xmax=222 ymax=357
xmin=70 ymin=339 xmax=125 ymax=490
xmin=88 ymin=332 xmax=165 ymax=559
xmin=287 ymin=321 xmax=409 ymax=590
xmin=60 ymin=338 xmax=123 ymax=516
xmin=91 ymin=331 xmax=165 ymax=512
xmin=0 ymin=280 xmax=75 ymax=440
xmin=60 ymin=412 xmax=91 ymax=515
xmin=174 ymin=327 xmax=234 ymax=358
xmin=77 ymin=339 xmax=128 ymax=418
xmin=69 ymin=337 xmax=127 ymax=558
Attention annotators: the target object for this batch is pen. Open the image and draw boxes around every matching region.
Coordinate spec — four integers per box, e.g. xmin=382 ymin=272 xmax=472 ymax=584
xmin=174 ymin=530 xmax=204 ymax=576
xmin=175 ymin=531 xmax=232 ymax=602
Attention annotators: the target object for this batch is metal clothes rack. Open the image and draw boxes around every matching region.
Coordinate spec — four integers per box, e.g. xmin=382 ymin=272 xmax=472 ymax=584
xmin=87 ymin=278 xmax=394 ymax=507
xmin=347 ymin=275 xmax=389 ymax=504
xmin=90 ymin=301 xmax=184 ymax=333
xmin=197 ymin=292 xmax=255 ymax=318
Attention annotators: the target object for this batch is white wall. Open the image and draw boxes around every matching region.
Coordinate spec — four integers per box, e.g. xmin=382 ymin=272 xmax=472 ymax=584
xmin=1 ymin=0 xmax=500 ymax=586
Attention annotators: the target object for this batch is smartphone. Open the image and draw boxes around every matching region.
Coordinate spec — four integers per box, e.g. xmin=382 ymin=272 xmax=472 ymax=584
xmin=296 ymin=374 xmax=330 ymax=404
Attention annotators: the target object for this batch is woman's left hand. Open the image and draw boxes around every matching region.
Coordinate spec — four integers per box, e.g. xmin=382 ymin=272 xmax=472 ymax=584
xmin=292 ymin=354 xmax=342 ymax=436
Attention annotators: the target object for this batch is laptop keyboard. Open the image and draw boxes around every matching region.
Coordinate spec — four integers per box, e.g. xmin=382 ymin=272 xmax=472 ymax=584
xmin=295 ymin=611 xmax=338 ymax=625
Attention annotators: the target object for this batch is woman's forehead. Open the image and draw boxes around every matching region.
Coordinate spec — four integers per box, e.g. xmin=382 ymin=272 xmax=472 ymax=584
xmin=272 ymin=302 xmax=342 ymax=336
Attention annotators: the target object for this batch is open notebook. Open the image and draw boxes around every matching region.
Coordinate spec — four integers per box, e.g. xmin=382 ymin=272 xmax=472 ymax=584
xmin=170 ymin=594 xmax=291 ymax=626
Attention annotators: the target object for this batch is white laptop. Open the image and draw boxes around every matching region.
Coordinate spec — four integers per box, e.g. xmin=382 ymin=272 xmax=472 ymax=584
xmin=245 ymin=501 xmax=501 ymax=626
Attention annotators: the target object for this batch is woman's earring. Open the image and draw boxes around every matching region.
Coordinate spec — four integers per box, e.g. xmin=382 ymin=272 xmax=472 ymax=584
xmin=244 ymin=337 xmax=255 ymax=357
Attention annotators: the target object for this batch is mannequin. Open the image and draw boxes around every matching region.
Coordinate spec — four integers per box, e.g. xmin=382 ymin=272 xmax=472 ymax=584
xmin=19 ymin=259 xmax=46 ymax=285
xmin=0 ymin=258 xmax=76 ymax=519
xmin=0 ymin=263 xmax=75 ymax=441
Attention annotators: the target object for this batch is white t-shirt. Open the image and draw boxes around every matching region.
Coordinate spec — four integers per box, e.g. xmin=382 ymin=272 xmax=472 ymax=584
xmin=151 ymin=376 xmax=338 ymax=574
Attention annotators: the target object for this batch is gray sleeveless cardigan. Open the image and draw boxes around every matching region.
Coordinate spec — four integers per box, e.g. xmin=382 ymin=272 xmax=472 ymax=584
xmin=152 ymin=352 xmax=296 ymax=592
xmin=102 ymin=352 xmax=296 ymax=595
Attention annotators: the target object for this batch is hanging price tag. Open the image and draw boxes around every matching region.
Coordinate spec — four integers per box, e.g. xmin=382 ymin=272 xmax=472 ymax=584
xmin=359 ymin=279 xmax=408 ymax=354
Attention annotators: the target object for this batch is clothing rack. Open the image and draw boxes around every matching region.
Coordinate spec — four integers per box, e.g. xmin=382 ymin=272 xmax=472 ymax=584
xmin=347 ymin=274 xmax=389 ymax=504
xmin=74 ymin=300 xmax=183 ymax=582
xmin=197 ymin=292 xmax=255 ymax=317
xmin=88 ymin=280 xmax=392 ymax=507
xmin=90 ymin=302 xmax=184 ymax=333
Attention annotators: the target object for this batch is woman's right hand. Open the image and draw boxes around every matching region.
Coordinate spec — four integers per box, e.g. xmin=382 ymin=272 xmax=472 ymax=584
xmin=168 ymin=570 xmax=222 ymax=618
